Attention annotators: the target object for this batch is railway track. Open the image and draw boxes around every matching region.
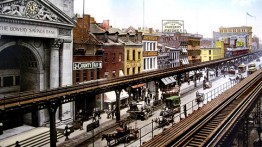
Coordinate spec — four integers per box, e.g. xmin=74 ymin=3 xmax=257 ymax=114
xmin=0 ymin=54 xmax=249 ymax=110
xmin=141 ymin=69 xmax=262 ymax=147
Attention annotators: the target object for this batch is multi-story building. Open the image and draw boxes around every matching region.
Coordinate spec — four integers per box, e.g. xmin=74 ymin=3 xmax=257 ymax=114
xmin=200 ymin=38 xmax=213 ymax=48
xmin=158 ymin=33 xmax=184 ymax=68
xmin=142 ymin=35 xmax=159 ymax=71
xmin=90 ymin=24 xmax=124 ymax=80
xmin=217 ymin=26 xmax=252 ymax=50
xmin=0 ymin=0 xmax=75 ymax=129
xmin=187 ymin=34 xmax=202 ymax=64
xmin=201 ymin=48 xmax=222 ymax=62
xmin=73 ymin=15 xmax=103 ymax=84
xmin=252 ymin=35 xmax=260 ymax=50
xmin=119 ymin=32 xmax=143 ymax=76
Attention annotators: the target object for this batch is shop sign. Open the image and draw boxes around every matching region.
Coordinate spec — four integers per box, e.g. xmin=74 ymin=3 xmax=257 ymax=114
xmin=73 ymin=61 xmax=102 ymax=70
xmin=143 ymin=35 xmax=158 ymax=41
xmin=143 ymin=51 xmax=158 ymax=57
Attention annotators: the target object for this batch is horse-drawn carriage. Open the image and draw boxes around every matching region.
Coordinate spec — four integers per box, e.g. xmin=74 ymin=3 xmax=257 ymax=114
xmin=127 ymin=102 xmax=153 ymax=120
xmin=102 ymin=123 xmax=139 ymax=146
xmin=156 ymin=95 xmax=181 ymax=128
xmin=195 ymin=91 xmax=204 ymax=104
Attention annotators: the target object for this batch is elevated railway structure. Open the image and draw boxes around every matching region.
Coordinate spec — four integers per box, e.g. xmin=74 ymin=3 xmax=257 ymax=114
xmin=142 ymin=69 xmax=262 ymax=147
xmin=0 ymin=53 xmax=259 ymax=112
xmin=0 ymin=52 xmax=261 ymax=147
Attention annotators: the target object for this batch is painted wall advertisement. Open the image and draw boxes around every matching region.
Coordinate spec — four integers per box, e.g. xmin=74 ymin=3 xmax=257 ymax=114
xmin=162 ymin=20 xmax=184 ymax=33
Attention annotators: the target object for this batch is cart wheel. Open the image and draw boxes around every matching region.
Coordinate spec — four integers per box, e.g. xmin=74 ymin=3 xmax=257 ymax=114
xmin=144 ymin=112 xmax=148 ymax=120
xmin=130 ymin=113 xmax=137 ymax=120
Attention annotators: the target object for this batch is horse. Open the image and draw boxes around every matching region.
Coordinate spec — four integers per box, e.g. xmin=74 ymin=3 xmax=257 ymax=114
xmin=101 ymin=133 xmax=117 ymax=146
xmin=129 ymin=128 xmax=139 ymax=140
xmin=160 ymin=109 xmax=175 ymax=118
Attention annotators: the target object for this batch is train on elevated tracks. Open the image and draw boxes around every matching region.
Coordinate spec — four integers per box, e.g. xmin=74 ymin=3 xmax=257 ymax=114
xmin=225 ymin=48 xmax=249 ymax=58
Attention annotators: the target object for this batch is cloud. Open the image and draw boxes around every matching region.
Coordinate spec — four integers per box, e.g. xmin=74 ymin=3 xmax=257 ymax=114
xmin=231 ymin=0 xmax=257 ymax=6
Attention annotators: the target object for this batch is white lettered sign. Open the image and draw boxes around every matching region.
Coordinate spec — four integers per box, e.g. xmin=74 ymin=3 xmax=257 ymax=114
xmin=0 ymin=22 xmax=58 ymax=38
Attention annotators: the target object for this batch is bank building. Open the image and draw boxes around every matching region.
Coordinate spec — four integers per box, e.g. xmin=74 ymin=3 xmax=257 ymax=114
xmin=0 ymin=0 xmax=75 ymax=130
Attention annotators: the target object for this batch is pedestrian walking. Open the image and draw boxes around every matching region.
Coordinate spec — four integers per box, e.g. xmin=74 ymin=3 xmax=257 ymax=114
xmin=79 ymin=119 xmax=83 ymax=130
xmin=147 ymin=98 xmax=150 ymax=105
xmin=64 ymin=125 xmax=70 ymax=141
xmin=0 ymin=122 xmax=3 ymax=135
xmin=15 ymin=141 xmax=20 ymax=147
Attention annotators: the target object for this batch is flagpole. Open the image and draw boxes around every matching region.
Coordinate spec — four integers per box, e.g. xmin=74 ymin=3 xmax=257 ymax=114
xmin=82 ymin=0 xmax=85 ymax=43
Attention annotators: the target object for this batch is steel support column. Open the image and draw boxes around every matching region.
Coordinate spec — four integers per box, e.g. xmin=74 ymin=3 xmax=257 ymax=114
xmin=115 ymin=89 xmax=122 ymax=123
xmin=215 ymin=66 xmax=219 ymax=77
xmin=194 ymin=71 xmax=197 ymax=87
xmin=206 ymin=68 xmax=209 ymax=81
xmin=48 ymin=102 xmax=60 ymax=147
xmin=243 ymin=119 xmax=249 ymax=146
xmin=155 ymin=81 xmax=159 ymax=104
xmin=177 ymin=74 xmax=182 ymax=86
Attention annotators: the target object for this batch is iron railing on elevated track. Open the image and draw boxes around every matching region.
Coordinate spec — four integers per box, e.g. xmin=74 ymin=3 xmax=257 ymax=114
xmin=141 ymin=69 xmax=262 ymax=147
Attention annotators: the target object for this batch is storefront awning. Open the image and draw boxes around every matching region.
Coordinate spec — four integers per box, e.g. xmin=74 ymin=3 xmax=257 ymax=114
xmin=161 ymin=76 xmax=176 ymax=85
xmin=104 ymin=90 xmax=129 ymax=103
xmin=131 ymin=83 xmax=145 ymax=89
xmin=119 ymin=70 xmax=124 ymax=77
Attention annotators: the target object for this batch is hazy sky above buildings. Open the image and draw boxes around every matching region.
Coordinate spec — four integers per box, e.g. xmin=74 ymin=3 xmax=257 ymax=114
xmin=74 ymin=0 xmax=262 ymax=40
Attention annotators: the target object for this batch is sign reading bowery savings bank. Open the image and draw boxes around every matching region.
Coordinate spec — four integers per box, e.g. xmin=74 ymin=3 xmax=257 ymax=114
xmin=73 ymin=62 xmax=102 ymax=70
xmin=162 ymin=20 xmax=184 ymax=33
xmin=0 ymin=22 xmax=58 ymax=38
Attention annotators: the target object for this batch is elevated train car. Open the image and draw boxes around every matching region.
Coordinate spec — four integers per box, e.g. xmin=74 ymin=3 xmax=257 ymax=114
xmin=225 ymin=48 xmax=249 ymax=58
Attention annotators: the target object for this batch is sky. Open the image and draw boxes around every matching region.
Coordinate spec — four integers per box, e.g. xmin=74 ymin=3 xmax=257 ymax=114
xmin=74 ymin=0 xmax=262 ymax=40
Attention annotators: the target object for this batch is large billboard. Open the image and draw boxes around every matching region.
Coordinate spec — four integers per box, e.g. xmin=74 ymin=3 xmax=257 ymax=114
xmin=162 ymin=20 xmax=184 ymax=33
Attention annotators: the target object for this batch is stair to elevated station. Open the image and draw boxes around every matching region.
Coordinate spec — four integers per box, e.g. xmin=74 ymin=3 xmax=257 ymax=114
xmin=6 ymin=130 xmax=64 ymax=147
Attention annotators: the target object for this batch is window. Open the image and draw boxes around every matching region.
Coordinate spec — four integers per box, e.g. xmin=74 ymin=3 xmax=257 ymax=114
xmin=104 ymin=72 xmax=109 ymax=79
xmin=83 ymin=70 xmax=88 ymax=81
xmin=133 ymin=67 xmax=135 ymax=75
xmin=104 ymin=53 xmax=108 ymax=63
xmin=90 ymin=69 xmax=94 ymax=80
xmin=144 ymin=59 xmax=146 ymax=70
xmin=112 ymin=71 xmax=116 ymax=78
xmin=150 ymin=58 xmax=153 ymax=69
xmin=209 ymin=50 xmax=211 ymax=55
xmin=138 ymin=52 xmax=141 ymax=60
xmin=3 ymin=76 xmax=13 ymax=87
xmin=209 ymin=57 xmax=212 ymax=61
xmin=127 ymin=50 xmax=130 ymax=60
xmin=119 ymin=53 xmax=122 ymax=62
xmin=76 ymin=71 xmax=80 ymax=82
xmin=97 ymin=70 xmax=100 ymax=79
xmin=143 ymin=42 xmax=146 ymax=51
xmin=112 ymin=53 xmax=116 ymax=63
xmin=127 ymin=68 xmax=130 ymax=75
xmin=133 ymin=50 xmax=135 ymax=60
xmin=138 ymin=67 xmax=141 ymax=73
xmin=15 ymin=76 xmax=20 ymax=86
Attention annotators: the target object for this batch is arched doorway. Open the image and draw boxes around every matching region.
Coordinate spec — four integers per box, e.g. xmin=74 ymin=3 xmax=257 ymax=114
xmin=0 ymin=43 xmax=42 ymax=129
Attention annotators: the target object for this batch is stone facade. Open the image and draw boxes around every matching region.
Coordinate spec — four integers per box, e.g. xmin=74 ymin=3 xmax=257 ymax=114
xmin=0 ymin=0 xmax=75 ymax=129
